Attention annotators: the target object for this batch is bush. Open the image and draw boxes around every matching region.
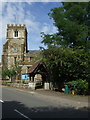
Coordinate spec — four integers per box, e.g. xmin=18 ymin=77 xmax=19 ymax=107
xmin=36 ymin=82 xmax=42 ymax=86
xmin=76 ymin=79 xmax=88 ymax=95
xmin=65 ymin=79 xmax=88 ymax=95
xmin=2 ymin=81 xmax=13 ymax=85
xmin=22 ymin=80 xmax=27 ymax=84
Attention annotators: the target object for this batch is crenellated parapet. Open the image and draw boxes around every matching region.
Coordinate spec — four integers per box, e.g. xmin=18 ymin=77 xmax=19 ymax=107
xmin=7 ymin=24 xmax=26 ymax=29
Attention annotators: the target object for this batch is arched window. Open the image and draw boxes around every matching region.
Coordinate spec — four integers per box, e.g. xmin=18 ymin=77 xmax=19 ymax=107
xmin=14 ymin=30 xmax=18 ymax=37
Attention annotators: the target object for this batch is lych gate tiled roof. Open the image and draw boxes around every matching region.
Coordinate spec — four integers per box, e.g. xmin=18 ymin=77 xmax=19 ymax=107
xmin=28 ymin=60 xmax=41 ymax=74
xmin=28 ymin=60 xmax=47 ymax=74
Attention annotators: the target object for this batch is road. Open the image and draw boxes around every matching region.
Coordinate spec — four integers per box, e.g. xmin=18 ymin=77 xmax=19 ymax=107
xmin=0 ymin=85 xmax=89 ymax=120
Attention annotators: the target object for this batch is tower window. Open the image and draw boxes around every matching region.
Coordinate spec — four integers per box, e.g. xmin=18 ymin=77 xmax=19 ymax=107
xmin=14 ymin=30 xmax=18 ymax=37
xmin=14 ymin=57 xmax=17 ymax=65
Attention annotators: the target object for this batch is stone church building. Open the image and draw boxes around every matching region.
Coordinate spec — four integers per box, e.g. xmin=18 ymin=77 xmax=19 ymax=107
xmin=1 ymin=24 xmax=44 ymax=82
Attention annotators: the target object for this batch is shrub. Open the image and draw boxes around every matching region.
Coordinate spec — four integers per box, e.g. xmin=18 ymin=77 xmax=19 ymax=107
xmin=36 ymin=82 xmax=42 ymax=86
xmin=22 ymin=80 xmax=27 ymax=84
xmin=65 ymin=79 xmax=88 ymax=95
xmin=2 ymin=81 xmax=13 ymax=85
xmin=76 ymin=79 xmax=88 ymax=95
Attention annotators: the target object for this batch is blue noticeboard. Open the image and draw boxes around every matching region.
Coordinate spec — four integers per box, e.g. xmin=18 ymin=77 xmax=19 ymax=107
xmin=22 ymin=74 xmax=29 ymax=80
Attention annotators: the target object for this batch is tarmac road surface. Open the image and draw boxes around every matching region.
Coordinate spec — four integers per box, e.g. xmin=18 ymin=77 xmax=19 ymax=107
xmin=0 ymin=85 xmax=89 ymax=120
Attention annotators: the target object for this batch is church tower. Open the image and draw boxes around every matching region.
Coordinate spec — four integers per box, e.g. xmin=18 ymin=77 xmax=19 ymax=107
xmin=2 ymin=24 xmax=27 ymax=69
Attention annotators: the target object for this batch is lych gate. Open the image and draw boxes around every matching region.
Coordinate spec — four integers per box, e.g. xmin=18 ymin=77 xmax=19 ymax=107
xmin=27 ymin=61 xmax=48 ymax=87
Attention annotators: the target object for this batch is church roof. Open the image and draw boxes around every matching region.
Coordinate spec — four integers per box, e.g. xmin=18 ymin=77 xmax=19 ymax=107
xmin=27 ymin=50 xmax=41 ymax=55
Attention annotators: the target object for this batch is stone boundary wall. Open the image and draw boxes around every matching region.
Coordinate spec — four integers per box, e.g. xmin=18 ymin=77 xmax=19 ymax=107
xmin=2 ymin=83 xmax=29 ymax=89
xmin=2 ymin=81 xmax=43 ymax=90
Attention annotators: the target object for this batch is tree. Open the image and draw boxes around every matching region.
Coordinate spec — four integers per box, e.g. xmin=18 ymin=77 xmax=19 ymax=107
xmin=2 ymin=68 xmax=16 ymax=81
xmin=42 ymin=46 xmax=89 ymax=87
xmin=41 ymin=2 xmax=90 ymax=91
xmin=48 ymin=2 xmax=90 ymax=49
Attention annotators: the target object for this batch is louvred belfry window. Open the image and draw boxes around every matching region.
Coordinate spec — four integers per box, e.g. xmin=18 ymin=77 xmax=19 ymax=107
xmin=14 ymin=30 xmax=18 ymax=37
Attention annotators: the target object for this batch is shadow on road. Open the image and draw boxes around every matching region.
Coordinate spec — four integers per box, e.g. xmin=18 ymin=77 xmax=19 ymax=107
xmin=2 ymin=101 xmax=89 ymax=120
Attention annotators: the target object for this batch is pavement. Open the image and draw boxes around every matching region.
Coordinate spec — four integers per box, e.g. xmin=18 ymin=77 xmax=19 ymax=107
xmin=2 ymin=85 xmax=89 ymax=107
xmin=6 ymin=85 xmax=89 ymax=103
xmin=0 ymin=85 xmax=89 ymax=120
xmin=35 ymin=88 xmax=89 ymax=102
xmin=24 ymin=88 xmax=89 ymax=109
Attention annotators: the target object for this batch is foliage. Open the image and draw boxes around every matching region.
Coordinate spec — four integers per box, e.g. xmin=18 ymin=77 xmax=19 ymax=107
xmin=2 ymin=81 xmax=13 ymax=85
xmin=36 ymin=82 xmax=42 ymax=86
xmin=65 ymin=79 xmax=88 ymax=95
xmin=47 ymin=2 xmax=90 ymax=49
xmin=22 ymin=80 xmax=27 ymax=84
xmin=41 ymin=2 xmax=90 ymax=93
xmin=14 ymin=64 xmax=22 ymax=75
xmin=2 ymin=68 xmax=16 ymax=81
xmin=42 ymin=46 xmax=89 ymax=87
xmin=2 ymin=62 xmax=22 ymax=81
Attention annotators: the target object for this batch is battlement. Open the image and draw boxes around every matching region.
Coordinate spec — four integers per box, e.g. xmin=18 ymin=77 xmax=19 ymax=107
xmin=7 ymin=24 xmax=26 ymax=28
